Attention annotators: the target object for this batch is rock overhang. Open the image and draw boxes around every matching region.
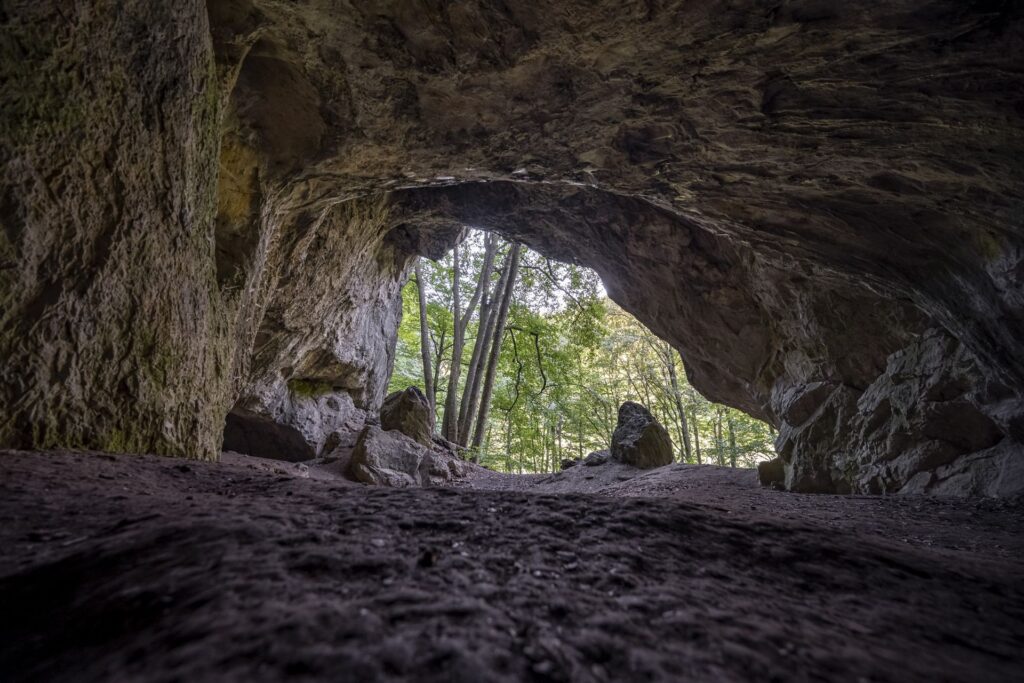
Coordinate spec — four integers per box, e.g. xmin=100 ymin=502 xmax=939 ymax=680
xmin=0 ymin=0 xmax=1021 ymax=495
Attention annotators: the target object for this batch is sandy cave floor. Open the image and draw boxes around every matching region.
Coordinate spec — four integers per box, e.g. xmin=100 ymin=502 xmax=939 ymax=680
xmin=0 ymin=450 xmax=1022 ymax=682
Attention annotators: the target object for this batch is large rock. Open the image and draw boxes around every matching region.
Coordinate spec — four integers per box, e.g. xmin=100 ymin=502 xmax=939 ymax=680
xmin=774 ymin=329 xmax=1012 ymax=495
xmin=1 ymin=2 xmax=1022 ymax=497
xmin=380 ymin=387 xmax=434 ymax=447
xmin=757 ymin=458 xmax=786 ymax=490
xmin=349 ymin=426 xmax=428 ymax=488
xmin=223 ymin=387 xmax=366 ymax=461
xmin=611 ymin=403 xmax=674 ymax=469
xmin=348 ymin=425 xmax=469 ymax=488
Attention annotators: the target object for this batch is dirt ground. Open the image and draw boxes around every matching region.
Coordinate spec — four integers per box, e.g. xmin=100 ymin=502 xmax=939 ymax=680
xmin=1 ymin=450 xmax=1022 ymax=682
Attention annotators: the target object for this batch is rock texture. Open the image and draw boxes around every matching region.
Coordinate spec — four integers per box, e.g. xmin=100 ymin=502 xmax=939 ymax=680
xmin=0 ymin=1 xmax=227 ymax=458
xmin=757 ymin=457 xmax=786 ymax=490
xmin=349 ymin=425 xmax=469 ymax=488
xmin=4 ymin=451 xmax=1024 ymax=681
xmin=222 ymin=388 xmax=366 ymax=462
xmin=2 ymin=1 xmax=1023 ymax=494
xmin=611 ymin=402 xmax=674 ymax=469
xmin=380 ymin=386 xmax=434 ymax=447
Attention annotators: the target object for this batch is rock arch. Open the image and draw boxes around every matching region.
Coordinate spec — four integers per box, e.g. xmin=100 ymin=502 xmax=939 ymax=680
xmin=1 ymin=0 xmax=1021 ymax=494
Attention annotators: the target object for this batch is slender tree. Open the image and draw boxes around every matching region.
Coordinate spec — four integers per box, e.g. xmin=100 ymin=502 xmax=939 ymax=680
xmin=441 ymin=236 xmax=497 ymax=443
xmin=690 ymin=407 xmax=703 ymax=465
xmin=456 ymin=236 xmax=501 ymax=444
xmin=714 ymin=406 xmax=726 ymax=466
xmin=472 ymin=243 xmax=522 ymax=450
xmin=662 ymin=342 xmax=694 ymax=463
xmin=440 ymin=243 xmax=462 ymax=441
xmin=727 ymin=412 xmax=738 ymax=468
xmin=429 ymin=326 xmax=447 ymax=410
xmin=413 ymin=260 xmax=434 ymax=413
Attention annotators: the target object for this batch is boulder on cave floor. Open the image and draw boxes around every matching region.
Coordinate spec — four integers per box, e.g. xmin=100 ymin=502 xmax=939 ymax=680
xmin=380 ymin=386 xmax=435 ymax=447
xmin=611 ymin=402 xmax=674 ymax=469
xmin=757 ymin=457 xmax=786 ymax=490
xmin=349 ymin=425 xmax=470 ymax=488
xmin=584 ymin=449 xmax=611 ymax=466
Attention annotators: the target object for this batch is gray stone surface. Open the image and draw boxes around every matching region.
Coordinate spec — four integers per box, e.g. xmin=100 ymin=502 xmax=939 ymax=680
xmin=380 ymin=387 xmax=434 ymax=447
xmin=611 ymin=403 xmax=674 ymax=470
xmin=349 ymin=426 xmax=428 ymax=488
xmin=0 ymin=2 xmax=226 ymax=458
xmin=224 ymin=388 xmax=366 ymax=461
xmin=757 ymin=458 xmax=786 ymax=490
xmin=774 ymin=329 xmax=1020 ymax=495
xmin=349 ymin=425 xmax=470 ymax=488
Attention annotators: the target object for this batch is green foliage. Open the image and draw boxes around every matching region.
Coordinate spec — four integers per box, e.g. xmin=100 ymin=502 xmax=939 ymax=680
xmin=390 ymin=279 xmax=427 ymax=391
xmin=288 ymin=378 xmax=334 ymax=398
xmin=390 ymin=231 xmax=776 ymax=473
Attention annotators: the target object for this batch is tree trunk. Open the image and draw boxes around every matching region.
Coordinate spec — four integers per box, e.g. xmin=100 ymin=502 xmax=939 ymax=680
xmin=430 ymin=327 xmax=446 ymax=410
xmin=715 ymin=407 xmax=725 ymax=466
xmin=690 ymin=408 xmax=703 ymax=465
xmin=441 ymin=244 xmax=463 ymax=442
xmin=663 ymin=343 xmax=693 ymax=463
xmin=504 ymin=412 xmax=513 ymax=473
xmin=414 ymin=260 xmax=434 ymax=413
xmin=457 ymin=238 xmax=503 ymax=445
xmin=459 ymin=235 xmax=495 ymax=331
xmin=727 ymin=412 xmax=738 ymax=468
xmin=637 ymin=362 xmax=653 ymax=409
xmin=471 ymin=243 xmax=522 ymax=450
xmin=576 ymin=388 xmax=585 ymax=459
xmin=556 ymin=416 xmax=563 ymax=464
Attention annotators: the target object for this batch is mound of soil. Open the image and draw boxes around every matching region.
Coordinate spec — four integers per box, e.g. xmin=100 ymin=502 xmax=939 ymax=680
xmin=1 ymin=450 xmax=1022 ymax=682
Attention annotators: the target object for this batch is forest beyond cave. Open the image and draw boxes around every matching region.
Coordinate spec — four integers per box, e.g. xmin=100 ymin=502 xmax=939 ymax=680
xmin=388 ymin=231 xmax=775 ymax=475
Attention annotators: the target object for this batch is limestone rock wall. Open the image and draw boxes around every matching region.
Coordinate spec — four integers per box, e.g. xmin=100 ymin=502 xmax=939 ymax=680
xmin=223 ymin=197 xmax=415 ymax=459
xmin=0 ymin=1 xmax=230 ymax=459
xmin=1 ymin=1 xmax=1022 ymax=493
xmin=775 ymin=329 xmax=1024 ymax=496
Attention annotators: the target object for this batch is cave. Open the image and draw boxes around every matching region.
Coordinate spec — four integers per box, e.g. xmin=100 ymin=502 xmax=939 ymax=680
xmin=1 ymin=1 xmax=1023 ymax=680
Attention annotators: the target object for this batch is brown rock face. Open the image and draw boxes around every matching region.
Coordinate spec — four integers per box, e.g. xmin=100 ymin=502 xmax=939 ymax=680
xmin=1 ymin=2 xmax=1023 ymax=495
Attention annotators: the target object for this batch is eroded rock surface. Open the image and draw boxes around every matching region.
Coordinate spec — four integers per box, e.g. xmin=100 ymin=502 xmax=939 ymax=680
xmin=349 ymin=425 xmax=469 ymax=488
xmin=2 ymin=1 xmax=1023 ymax=494
xmin=757 ymin=457 xmax=786 ymax=490
xmin=3 ymin=451 xmax=1023 ymax=681
xmin=350 ymin=426 xmax=428 ymax=488
xmin=0 ymin=2 xmax=227 ymax=458
xmin=223 ymin=388 xmax=366 ymax=461
xmin=380 ymin=386 xmax=434 ymax=447
xmin=611 ymin=402 xmax=674 ymax=469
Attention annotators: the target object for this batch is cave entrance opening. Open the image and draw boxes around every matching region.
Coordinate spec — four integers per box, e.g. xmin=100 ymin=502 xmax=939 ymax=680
xmin=390 ymin=229 xmax=776 ymax=475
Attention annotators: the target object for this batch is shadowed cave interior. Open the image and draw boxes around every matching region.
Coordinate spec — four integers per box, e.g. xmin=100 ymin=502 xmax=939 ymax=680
xmin=1 ymin=1 xmax=1023 ymax=681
